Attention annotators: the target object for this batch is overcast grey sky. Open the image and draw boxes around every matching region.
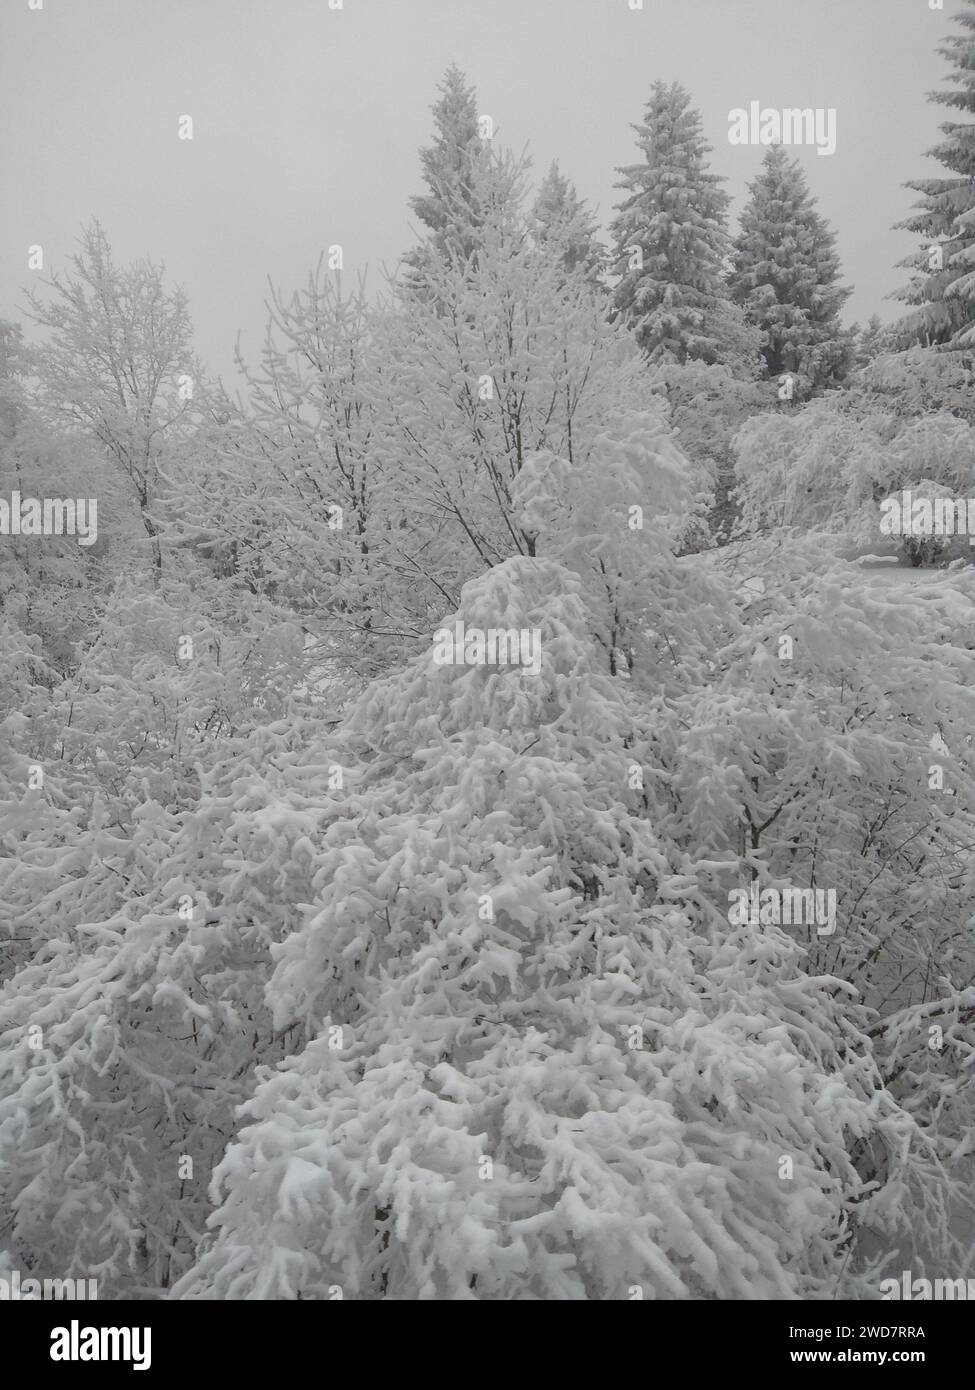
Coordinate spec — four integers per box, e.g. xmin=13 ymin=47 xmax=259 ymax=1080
xmin=0 ymin=0 xmax=956 ymax=384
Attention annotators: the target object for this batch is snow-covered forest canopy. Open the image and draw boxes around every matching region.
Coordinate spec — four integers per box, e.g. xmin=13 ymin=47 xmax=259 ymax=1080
xmin=2 ymin=2 xmax=975 ymax=1303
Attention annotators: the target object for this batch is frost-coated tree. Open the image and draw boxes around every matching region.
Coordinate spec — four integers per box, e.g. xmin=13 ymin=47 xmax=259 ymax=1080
xmin=371 ymin=143 xmax=661 ymax=637
xmin=215 ymin=262 xmax=392 ymax=671
xmin=408 ymin=65 xmax=481 ymax=256
xmin=853 ymin=314 xmax=892 ymax=368
xmin=610 ymin=82 xmax=761 ymax=371
xmin=531 ymin=161 xmax=606 ymax=287
xmin=0 ymin=319 xmax=107 ymax=672
xmin=729 ymin=144 xmax=853 ymax=394
xmin=403 ymin=65 xmax=519 ymax=294
xmin=893 ymin=0 xmax=975 ymax=348
xmin=25 ymin=222 xmax=204 ymax=579
xmin=510 ymin=409 xmax=724 ymax=679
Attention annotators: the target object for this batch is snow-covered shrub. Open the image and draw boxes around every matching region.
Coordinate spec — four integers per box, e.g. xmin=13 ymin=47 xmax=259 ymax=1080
xmin=172 ymin=555 xmax=957 ymax=1300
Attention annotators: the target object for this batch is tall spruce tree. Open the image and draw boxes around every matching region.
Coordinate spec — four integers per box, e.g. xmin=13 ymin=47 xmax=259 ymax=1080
xmin=854 ymin=313 xmax=890 ymax=367
xmin=404 ymin=65 xmax=521 ymax=292
xmin=610 ymin=82 xmax=758 ymax=370
xmin=408 ymin=66 xmax=482 ymax=260
xmin=893 ymin=0 xmax=975 ymax=348
xmin=729 ymin=144 xmax=853 ymax=392
xmin=531 ymin=161 xmax=605 ymax=288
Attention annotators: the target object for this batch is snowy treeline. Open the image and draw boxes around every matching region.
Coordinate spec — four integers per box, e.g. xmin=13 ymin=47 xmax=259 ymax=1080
xmin=2 ymin=8 xmax=975 ymax=1300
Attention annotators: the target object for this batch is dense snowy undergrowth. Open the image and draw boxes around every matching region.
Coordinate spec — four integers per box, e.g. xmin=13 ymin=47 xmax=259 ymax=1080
xmin=2 ymin=528 xmax=973 ymax=1298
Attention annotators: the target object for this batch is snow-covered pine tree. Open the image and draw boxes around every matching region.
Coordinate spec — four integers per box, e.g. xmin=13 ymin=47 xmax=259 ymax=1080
xmin=610 ymin=81 xmax=760 ymax=371
xmin=531 ymin=161 xmax=606 ymax=288
xmin=854 ymin=314 xmax=891 ymax=368
xmin=409 ymin=65 xmax=481 ymax=257
xmin=403 ymin=65 xmax=520 ymax=295
xmin=729 ymin=144 xmax=853 ymax=394
xmin=892 ymin=0 xmax=975 ymax=348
